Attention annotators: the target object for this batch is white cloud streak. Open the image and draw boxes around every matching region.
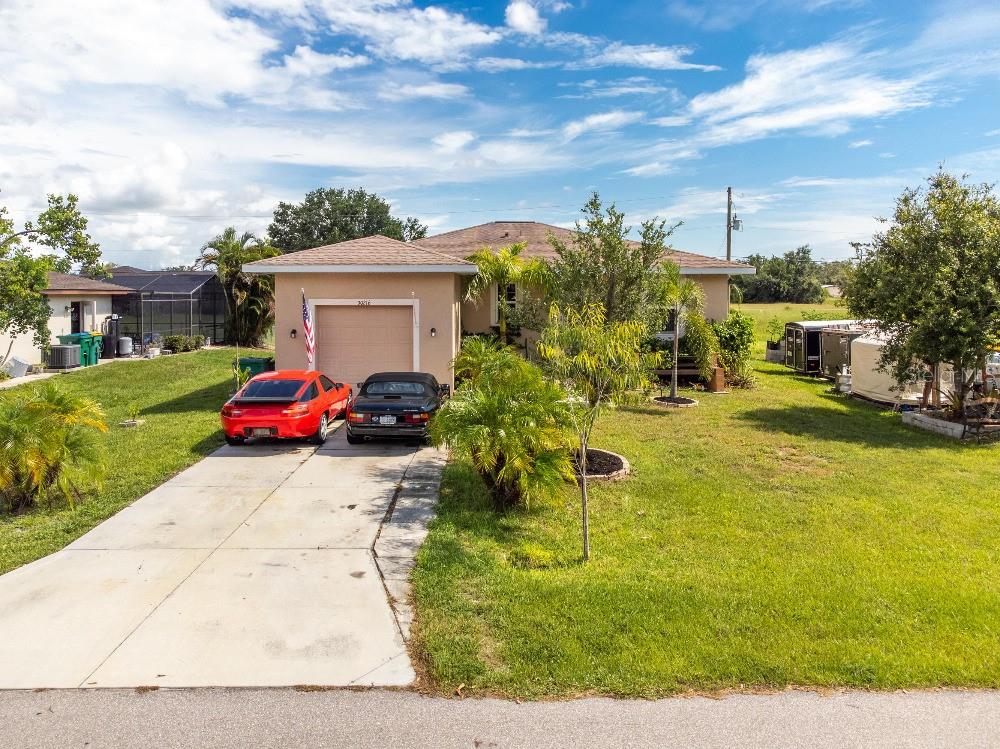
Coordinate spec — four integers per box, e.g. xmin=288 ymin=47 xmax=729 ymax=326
xmin=562 ymin=110 xmax=645 ymax=140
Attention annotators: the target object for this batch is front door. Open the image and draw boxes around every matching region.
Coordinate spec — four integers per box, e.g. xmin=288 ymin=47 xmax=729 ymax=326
xmin=70 ymin=302 xmax=83 ymax=334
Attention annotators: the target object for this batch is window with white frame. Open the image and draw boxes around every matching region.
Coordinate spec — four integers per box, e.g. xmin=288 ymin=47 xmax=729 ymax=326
xmin=491 ymin=283 xmax=517 ymax=324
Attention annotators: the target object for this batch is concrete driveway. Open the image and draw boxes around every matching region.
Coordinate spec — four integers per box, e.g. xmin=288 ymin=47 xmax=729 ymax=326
xmin=0 ymin=426 xmax=443 ymax=689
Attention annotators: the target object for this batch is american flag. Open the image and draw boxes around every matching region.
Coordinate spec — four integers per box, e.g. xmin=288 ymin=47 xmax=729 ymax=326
xmin=301 ymin=290 xmax=315 ymax=366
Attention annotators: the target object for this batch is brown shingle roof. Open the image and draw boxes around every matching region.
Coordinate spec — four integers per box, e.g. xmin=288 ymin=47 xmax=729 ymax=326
xmin=45 ymin=272 xmax=131 ymax=294
xmin=243 ymin=234 xmax=477 ymax=270
xmin=413 ymin=221 xmax=755 ymax=272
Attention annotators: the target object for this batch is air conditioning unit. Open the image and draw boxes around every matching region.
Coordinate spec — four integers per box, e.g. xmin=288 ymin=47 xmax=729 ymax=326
xmin=49 ymin=345 xmax=81 ymax=369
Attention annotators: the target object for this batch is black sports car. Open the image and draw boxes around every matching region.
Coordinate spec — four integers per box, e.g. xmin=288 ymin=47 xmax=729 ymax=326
xmin=345 ymin=372 xmax=446 ymax=444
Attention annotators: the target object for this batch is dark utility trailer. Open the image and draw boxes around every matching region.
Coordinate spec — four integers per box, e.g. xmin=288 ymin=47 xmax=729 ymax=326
xmin=784 ymin=320 xmax=858 ymax=375
xmin=819 ymin=326 xmax=868 ymax=377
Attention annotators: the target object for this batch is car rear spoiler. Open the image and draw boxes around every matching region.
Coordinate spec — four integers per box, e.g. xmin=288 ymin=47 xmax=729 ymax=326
xmin=233 ymin=397 xmax=298 ymax=404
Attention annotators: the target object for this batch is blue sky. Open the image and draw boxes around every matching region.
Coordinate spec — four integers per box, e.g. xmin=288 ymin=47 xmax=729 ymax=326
xmin=1 ymin=0 xmax=998 ymax=268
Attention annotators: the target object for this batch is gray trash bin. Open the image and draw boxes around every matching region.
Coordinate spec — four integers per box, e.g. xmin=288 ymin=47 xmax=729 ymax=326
xmin=4 ymin=357 xmax=30 ymax=378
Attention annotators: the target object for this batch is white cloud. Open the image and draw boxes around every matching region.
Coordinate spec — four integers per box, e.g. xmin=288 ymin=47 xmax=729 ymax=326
xmin=621 ymin=162 xmax=674 ymax=177
xmin=474 ymin=57 xmax=554 ymax=72
xmin=505 ymin=1 xmax=547 ymax=35
xmin=879 ymin=151 xmax=896 ymax=158
xmin=848 ymin=139 xmax=873 ymax=148
xmin=0 ymin=0 xmax=360 ymax=110
xmin=685 ymin=42 xmax=931 ymax=147
xmin=506 ymin=127 xmax=560 ymax=137
xmin=432 ymin=131 xmax=476 ymax=153
xmin=987 ymin=129 xmax=1000 ymax=137
xmin=576 ymin=42 xmax=721 ymax=71
xmin=280 ymin=45 xmax=369 ymax=76
xmin=378 ymin=81 xmax=470 ymax=101
xmin=560 ymin=77 xmax=679 ymax=99
xmin=651 ymin=115 xmax=692 ymax=127
xmin=319 ymin=0 xmax=501 ymax=66
xmin=562 ymin=110 xmax=645 ymax=140
xmin=653 ymin=188 xmax=783 ymax=220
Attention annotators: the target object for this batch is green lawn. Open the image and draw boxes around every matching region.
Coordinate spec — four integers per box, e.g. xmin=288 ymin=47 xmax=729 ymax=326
xmin=0 ymin=348 xmax=266 ymax=574
xmin=412 ymin=361 xmax=1000 ymax=698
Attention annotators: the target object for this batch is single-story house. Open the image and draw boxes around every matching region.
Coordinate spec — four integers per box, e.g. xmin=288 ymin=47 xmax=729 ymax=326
xmin=0 ymin=272 xmax=132 ymax=366
xmin=243 ymin=221 xmax=756 ymax=389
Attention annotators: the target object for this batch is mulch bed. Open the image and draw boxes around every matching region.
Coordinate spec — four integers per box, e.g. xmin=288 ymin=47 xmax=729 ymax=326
xmin=652 ymin=395 xmax=699 ymax=408
xmin=573 ymin=448 xmax=630 ymax=481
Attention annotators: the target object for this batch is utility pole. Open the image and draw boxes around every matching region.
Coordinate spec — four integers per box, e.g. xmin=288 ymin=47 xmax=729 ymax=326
xmin=726 ymin=186 xmax=733 ymax=261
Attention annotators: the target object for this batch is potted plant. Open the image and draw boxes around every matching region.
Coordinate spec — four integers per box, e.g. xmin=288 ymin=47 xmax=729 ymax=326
xmin=765 ymin=317 xmax=785 ymax=362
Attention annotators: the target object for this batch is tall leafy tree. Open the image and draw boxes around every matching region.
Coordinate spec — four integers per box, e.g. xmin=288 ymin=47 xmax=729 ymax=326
xmin=546 ymin=192 xmax=680 ymax=331
xmin=195 ymin=228 xmax=280 ymax=347
xmin=464 ymin=242 xmax=550 ymax=342
xmin=845 ymin=171 xmax=1000 ymax=415
xmin=732 ymin=246 xmax=825 ymax=303
xmin=268 ymin=187 xmax=427 ymax=253
xmin=1 ymin=195 xmax=106 ymax=366
xmin=537 ymin=303 xmax=661 ymax=561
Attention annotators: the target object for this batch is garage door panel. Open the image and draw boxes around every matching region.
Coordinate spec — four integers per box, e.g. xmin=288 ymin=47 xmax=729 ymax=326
xmin=314 ymin=305 xmax=413 ymax=386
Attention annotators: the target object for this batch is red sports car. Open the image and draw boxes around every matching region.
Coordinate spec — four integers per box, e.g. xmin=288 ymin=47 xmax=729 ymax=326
xmin=220 ymin=370 xmax=352 ymax=446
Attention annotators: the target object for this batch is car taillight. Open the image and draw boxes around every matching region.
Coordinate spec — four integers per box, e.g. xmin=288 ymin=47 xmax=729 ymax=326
xmin=281 ymin=404 xmax=311 ymax=417
xmin=221 ymin=403 xmax=242 ymax=417
xmin=404 ymin=412 xmax=429 ymax=424
xmin=348 ymin=411 xmax=367 ymax=423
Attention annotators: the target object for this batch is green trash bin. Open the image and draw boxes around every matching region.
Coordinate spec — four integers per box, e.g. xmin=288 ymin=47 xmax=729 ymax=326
xmin=90 ymin=334 xmax=103 ymax=362
xmin=237 ymin=356 xmax=274 ymax=378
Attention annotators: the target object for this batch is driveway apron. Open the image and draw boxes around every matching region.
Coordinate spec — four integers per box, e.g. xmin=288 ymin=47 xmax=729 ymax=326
xmin=0 ymin=425 xmax=441 ymax=688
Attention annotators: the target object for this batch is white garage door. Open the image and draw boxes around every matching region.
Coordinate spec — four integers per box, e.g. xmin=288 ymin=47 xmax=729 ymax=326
xmin=314 ymin=305 xmax=414 ymax=386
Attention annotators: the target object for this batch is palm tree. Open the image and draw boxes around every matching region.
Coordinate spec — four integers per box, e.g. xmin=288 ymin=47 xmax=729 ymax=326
xmin=465 ymin=242 xmax=550 ymax=343
xmin=665 ymin=277 xmax=705 ymax=400
xmin=195 ymin=228 xmax=280 ymax=347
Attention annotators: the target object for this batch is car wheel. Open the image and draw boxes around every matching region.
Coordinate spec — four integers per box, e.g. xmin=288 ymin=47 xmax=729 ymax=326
xmin=346 ymin=432 xmax=365 ymax=445
xmin=225 ymin=434 xmax=245 ymax=446
xmin=310 ymin=414 xmax=329 ymax=445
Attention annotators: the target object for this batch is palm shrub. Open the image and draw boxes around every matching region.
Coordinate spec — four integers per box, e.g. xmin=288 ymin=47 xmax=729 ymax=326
xmin=431 ymin=345 xmax=573 ymax=512
xmin=0 ymin=382 xmax=108 ymax=513
xmin=453 ymin=335 xmax=505 ymax=385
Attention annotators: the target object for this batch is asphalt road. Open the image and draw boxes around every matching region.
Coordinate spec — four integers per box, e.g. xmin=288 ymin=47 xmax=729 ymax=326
xmin=3 ymin=688 xmax=999 ymax=748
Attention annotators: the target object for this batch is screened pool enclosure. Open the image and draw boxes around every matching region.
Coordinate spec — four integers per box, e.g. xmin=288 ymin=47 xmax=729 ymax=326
xmin=109 ymin=268 xmax=228 ymax=347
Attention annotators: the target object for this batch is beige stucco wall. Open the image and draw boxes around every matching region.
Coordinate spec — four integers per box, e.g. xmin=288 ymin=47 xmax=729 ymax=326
xmin=457 ymin=273 xmax=733 ymax=338
xmin=273 ymin=272 xmax=463 ymax=390
xmin=689 ymin=274 xmax=731 ymax=322
xmin=1 ymin=295 xmax=113 ymax=367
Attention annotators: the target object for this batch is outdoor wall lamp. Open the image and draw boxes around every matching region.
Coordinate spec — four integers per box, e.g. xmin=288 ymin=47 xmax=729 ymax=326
xmin=290 ymin=328 xmax=297 ymax=339
xmin=430 ymin=327 xmax=437 ymax=337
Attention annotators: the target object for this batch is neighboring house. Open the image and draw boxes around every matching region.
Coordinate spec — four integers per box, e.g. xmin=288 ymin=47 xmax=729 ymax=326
xmin=244 ymin=221 xmax=756 ymax=389
xmin=822 ymin=284 xmax=843 ymax=299
xmin=108 ymin=267 xmax=229 ymax=346
xmin=0 ymin=272 xmax=131 ymax=366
